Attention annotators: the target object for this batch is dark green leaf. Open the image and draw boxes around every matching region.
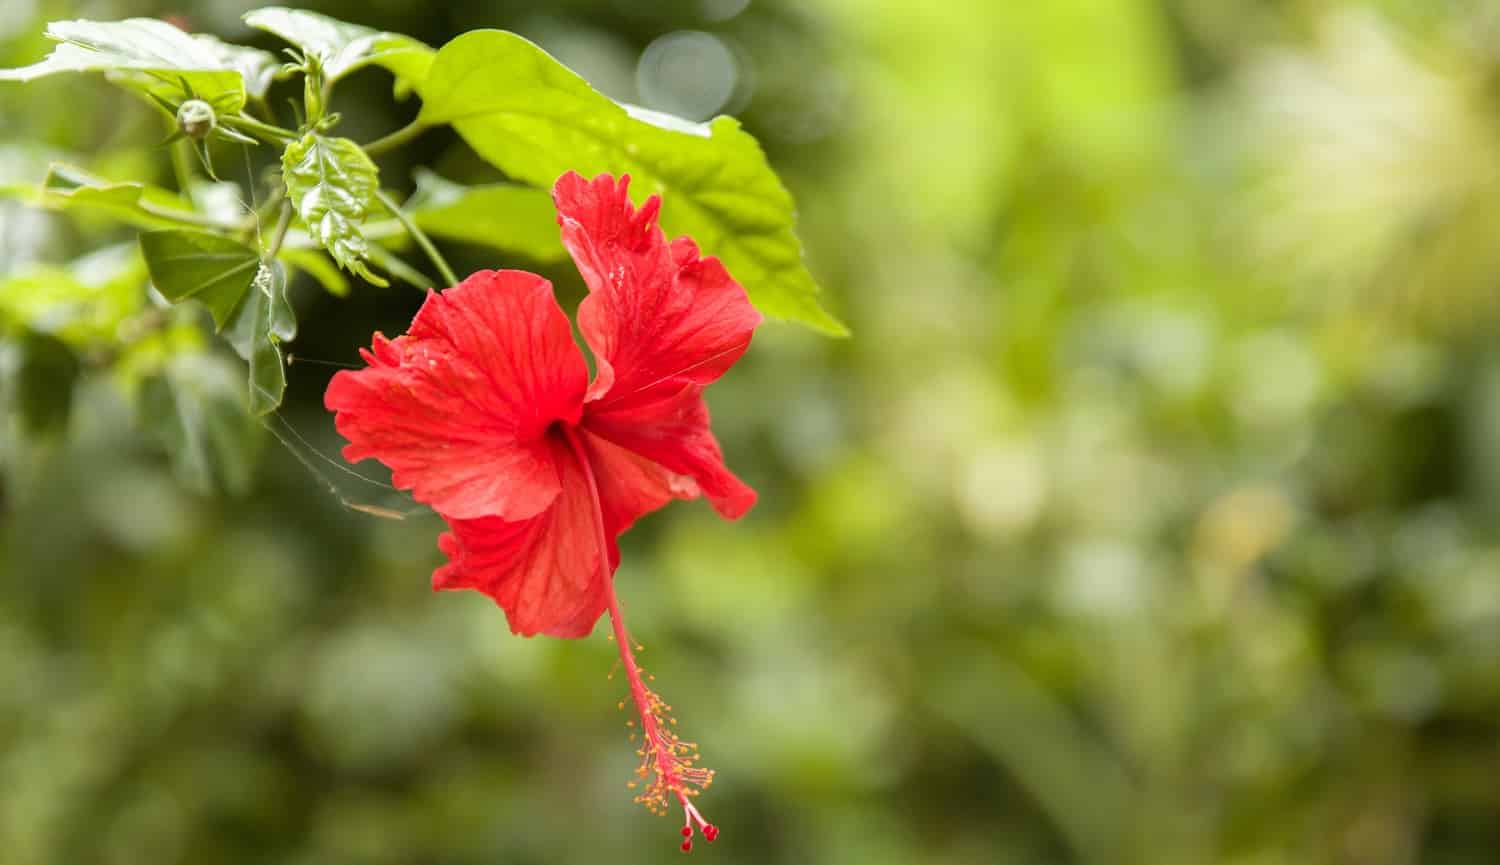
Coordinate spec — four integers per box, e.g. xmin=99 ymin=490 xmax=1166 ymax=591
xmin=406 ymin=169 xmax=563 ymax=261
xmin=243 ymin=7 xmax=434 ymax=88
xmin=139 ymin=229 xmax=261 ymax=330
xmin=415 ymin=30 xmax=845 ymax=335
xmin=13 ymin=330 xmax=80 ymax=438
xmin=138 ymin=353 xmax=258 ymax=495
xmin=0 ymin=18 xmax=249 ymax=109
xmin=281 ymin=132 xmax=387 ymax=286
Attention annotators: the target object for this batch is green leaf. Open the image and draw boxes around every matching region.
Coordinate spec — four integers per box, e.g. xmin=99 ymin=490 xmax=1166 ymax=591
xmin=405 ymin=169 xmax=563 ymax=261
xmin=364 ymin=244 xmax=433 ymax=290
xmin=189 ymin=35 xmax=284 ymax=101
xmin=12 ymin=330 xmax=80 ymax=438
xmin=0 ymin=18 xmax=250 ymax=110
xmin=223 ymin=262 xmax=292 ymax=415
xmin=415 ymin=30 xmax=845 ymax=335
xmin=281 ymin=132 xmax=388 ymax=287
xmin=0 ymin=163 xmax=216 ymax=230
xmin=139 ymin=229 xmax=261 ymax=330
xmin=138 ymin=353 xmax=258 ymax=495
xmin=0 ymin=244 xmax=145 ymax=347
xmin=282 ymin=249 xmax=349 ymax=297
xmin=243 ymin=7 xmax=434 ymax=89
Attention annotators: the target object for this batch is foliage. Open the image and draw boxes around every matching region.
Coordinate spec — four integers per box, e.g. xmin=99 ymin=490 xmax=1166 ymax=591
xmin=0 ymin=2 xmax=842 ymax=459
xmin=280 ymin=131 xmax=386 ymax=285
xmin=417 ymin=30 xmax=845 ymax=334
xmin=3 ymin=2 xmax=1500 ymax=865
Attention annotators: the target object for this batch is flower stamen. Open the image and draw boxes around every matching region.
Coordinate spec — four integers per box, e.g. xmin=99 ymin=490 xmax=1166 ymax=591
xmin=563 ymin=426 xmax=719 ymax=850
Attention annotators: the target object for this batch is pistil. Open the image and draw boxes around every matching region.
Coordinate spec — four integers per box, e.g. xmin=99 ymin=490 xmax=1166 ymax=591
xmin=562 ymin=426 xmax=719 ymax=851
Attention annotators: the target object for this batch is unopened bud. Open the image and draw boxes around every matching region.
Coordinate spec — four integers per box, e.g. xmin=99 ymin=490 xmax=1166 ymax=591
xmin=176 ymin=99 xmax=216 ymax=140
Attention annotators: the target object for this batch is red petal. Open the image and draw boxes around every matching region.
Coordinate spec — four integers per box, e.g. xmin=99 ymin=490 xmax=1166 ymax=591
xmin=552 ymin=172 xmax=762 ymax=411
xmin=433 ymin=435 xmax=606 ymax=638
xmin=584 ymin=385 xmax=756 ymax=519
xmin=580 ymin=428 xmax=699 ymax=565
xmin=325 ymin=270 xmax=587 ymax=521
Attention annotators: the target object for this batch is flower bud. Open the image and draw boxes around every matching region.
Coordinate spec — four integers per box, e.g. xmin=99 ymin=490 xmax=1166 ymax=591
xmin=175 ymin=99 xmax=216 ymax=140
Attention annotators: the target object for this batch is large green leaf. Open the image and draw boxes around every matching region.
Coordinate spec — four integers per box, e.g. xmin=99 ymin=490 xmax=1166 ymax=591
xmin=281 ymin=132 xmax=387 ymax=286
xmin=0 ymin=18 xmax=250 ymax=109
xmin=190 ymin=35 xmax=285 ymax=101
xmin=139 ymin=230 xmax=261 ymax=330
xmin=415 ymin=30 xmax=844 ymax=335
xmin=223 ymin=262 xmax=293 ymax=415
xmin=243 ymin=7 xmax=433 ymax=89
xmin=406 ymin=169 xmax=563 ymax=261
xmin=138 ymin=353 xmax=258 ymax=495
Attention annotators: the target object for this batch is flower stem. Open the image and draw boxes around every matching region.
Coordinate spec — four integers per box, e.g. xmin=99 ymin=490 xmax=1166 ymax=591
xmin=374 ymin=188 xmax=458 ymax=287
xmin=220 ymin=113 xmax=297 ymax=144
xmin=169 ymin=138 xmax=195 ymax=195
xmin=363 ymin=120 xmax=428 ymax=157
xmin=265 ymin=201 xmax=294 ymax=259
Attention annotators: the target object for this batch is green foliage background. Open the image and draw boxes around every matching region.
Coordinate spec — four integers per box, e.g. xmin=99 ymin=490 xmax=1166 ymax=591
xmin=4 ymin=1 xmax=1500 ymax=864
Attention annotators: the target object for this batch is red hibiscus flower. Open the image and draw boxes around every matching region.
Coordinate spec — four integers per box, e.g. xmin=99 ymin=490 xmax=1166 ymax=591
xmin=325 ymin=171 xmax=758 ymax=848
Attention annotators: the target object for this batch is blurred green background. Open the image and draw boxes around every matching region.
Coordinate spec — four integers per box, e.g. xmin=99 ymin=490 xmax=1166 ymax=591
xmin=4 ymin=1 xmax=1500 ymax=863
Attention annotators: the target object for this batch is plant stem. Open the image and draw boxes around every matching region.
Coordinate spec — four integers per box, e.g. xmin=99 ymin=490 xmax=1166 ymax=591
xmin=221 ymin=114 xmax=297 ymax=144
xmin=374 ymin=188 xmax=457 ymax=286
xmin=169 ymin=139 xmax=195 ymax=196
xmin=363 ymin=120 xmax=428 ymax=157
xmin=266 ymin=201 xmax=294 ymax=259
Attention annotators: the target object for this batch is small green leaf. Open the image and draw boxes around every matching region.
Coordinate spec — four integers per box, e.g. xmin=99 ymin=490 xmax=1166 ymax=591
xmin=138 ymin=353 xmax=258 ymax=495
xmin=12 ymin=330 xmax=80 ymax=437
xmin=139 ymin=229 xmax=261 ymax=330
xmin=405 ymin=169 xmax=563 ymax=261
xmin=0 ymin=163 xmax=213 ymax=230
xmin=364 ymin=244 xmax=433 ymax=290
xmin=282 ymin=249 xmax=349 ymax=296
xmin=415 ymin=30 xmax=845 ymax=335
xmin=223 ymin=262 xmax=292 ymax=415
xmin=243 ymin=7 xmax=434 ymax=88
xmin=281 ymin=131 xmax=387 ymax=286
xmin=0 ymin=18 xmax=250 ymax=109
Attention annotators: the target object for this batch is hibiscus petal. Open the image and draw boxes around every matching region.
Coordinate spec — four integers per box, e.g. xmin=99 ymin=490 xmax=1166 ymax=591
xmin=553 ymin=171 xmax=762 ymax=410
xmin=432 ymin=435 xmax=607 ymax=638
xmin=325 ymin=270 xmax=588 ymax=521
xmin=581 ymin=428 xmax=699 ymax=566
xmin=584 ymin=384 xmax=756 ymax=519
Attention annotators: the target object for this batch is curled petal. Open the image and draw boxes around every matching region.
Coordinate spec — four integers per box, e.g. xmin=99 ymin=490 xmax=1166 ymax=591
xmin=433 ymin=436 xmax=606 ymax=638
xmin=325 ymin=270 xmax=588 ymax=520
xmin=553 ymin=171 xmax=762 ymax=411
xmin=585 ymin=385 xmax=755 ymax=519
xmin=580 ymin=428 xmax=699 ymax=567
